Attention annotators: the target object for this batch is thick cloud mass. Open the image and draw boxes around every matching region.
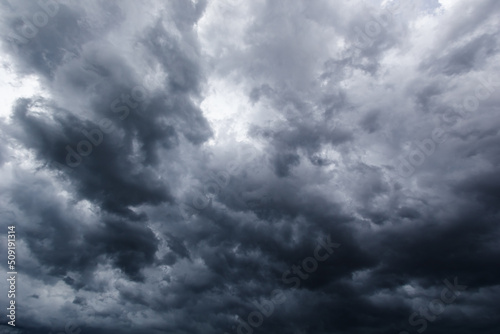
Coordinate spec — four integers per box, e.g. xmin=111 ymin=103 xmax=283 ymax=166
xmin=0 ymin=0 xmax=499 ymax=333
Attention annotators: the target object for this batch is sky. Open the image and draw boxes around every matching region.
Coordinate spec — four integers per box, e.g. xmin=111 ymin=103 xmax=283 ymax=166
xmin=0 ymin=0 xmax=499 ymax=333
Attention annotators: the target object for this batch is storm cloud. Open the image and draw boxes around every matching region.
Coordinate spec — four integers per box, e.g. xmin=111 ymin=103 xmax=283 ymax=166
xmin=0 ymin=0 xmax=499 ymax=333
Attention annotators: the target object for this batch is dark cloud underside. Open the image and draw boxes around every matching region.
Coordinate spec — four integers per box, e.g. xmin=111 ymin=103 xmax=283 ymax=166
xmin=0 ymin=1 xmax=499 ymax=334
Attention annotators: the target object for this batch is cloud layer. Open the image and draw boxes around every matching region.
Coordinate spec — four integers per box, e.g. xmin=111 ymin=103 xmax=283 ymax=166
xmin=0 ymin=0 xmax=499 ymax=333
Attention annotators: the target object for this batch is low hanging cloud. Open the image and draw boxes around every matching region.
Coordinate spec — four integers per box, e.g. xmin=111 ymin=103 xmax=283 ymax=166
xmin=0 ymin=0 xmax=499 ymax=333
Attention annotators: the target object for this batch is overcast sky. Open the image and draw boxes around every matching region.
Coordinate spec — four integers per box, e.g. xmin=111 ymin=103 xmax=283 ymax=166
xmin=0 ymin=0 xmax=499 ymax=333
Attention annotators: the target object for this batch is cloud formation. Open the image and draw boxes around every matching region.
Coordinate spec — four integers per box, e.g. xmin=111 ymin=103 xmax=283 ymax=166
xmin=0 ymin=0 xmax=499 ymax=333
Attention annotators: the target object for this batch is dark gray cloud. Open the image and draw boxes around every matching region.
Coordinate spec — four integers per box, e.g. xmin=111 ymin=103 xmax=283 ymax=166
xmin=0 ymin=0 xmax=499 ymax=334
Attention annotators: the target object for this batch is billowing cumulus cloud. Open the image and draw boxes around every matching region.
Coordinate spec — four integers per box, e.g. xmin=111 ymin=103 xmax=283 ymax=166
xmin=0 ymin=0 xmax=499 ymax=333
